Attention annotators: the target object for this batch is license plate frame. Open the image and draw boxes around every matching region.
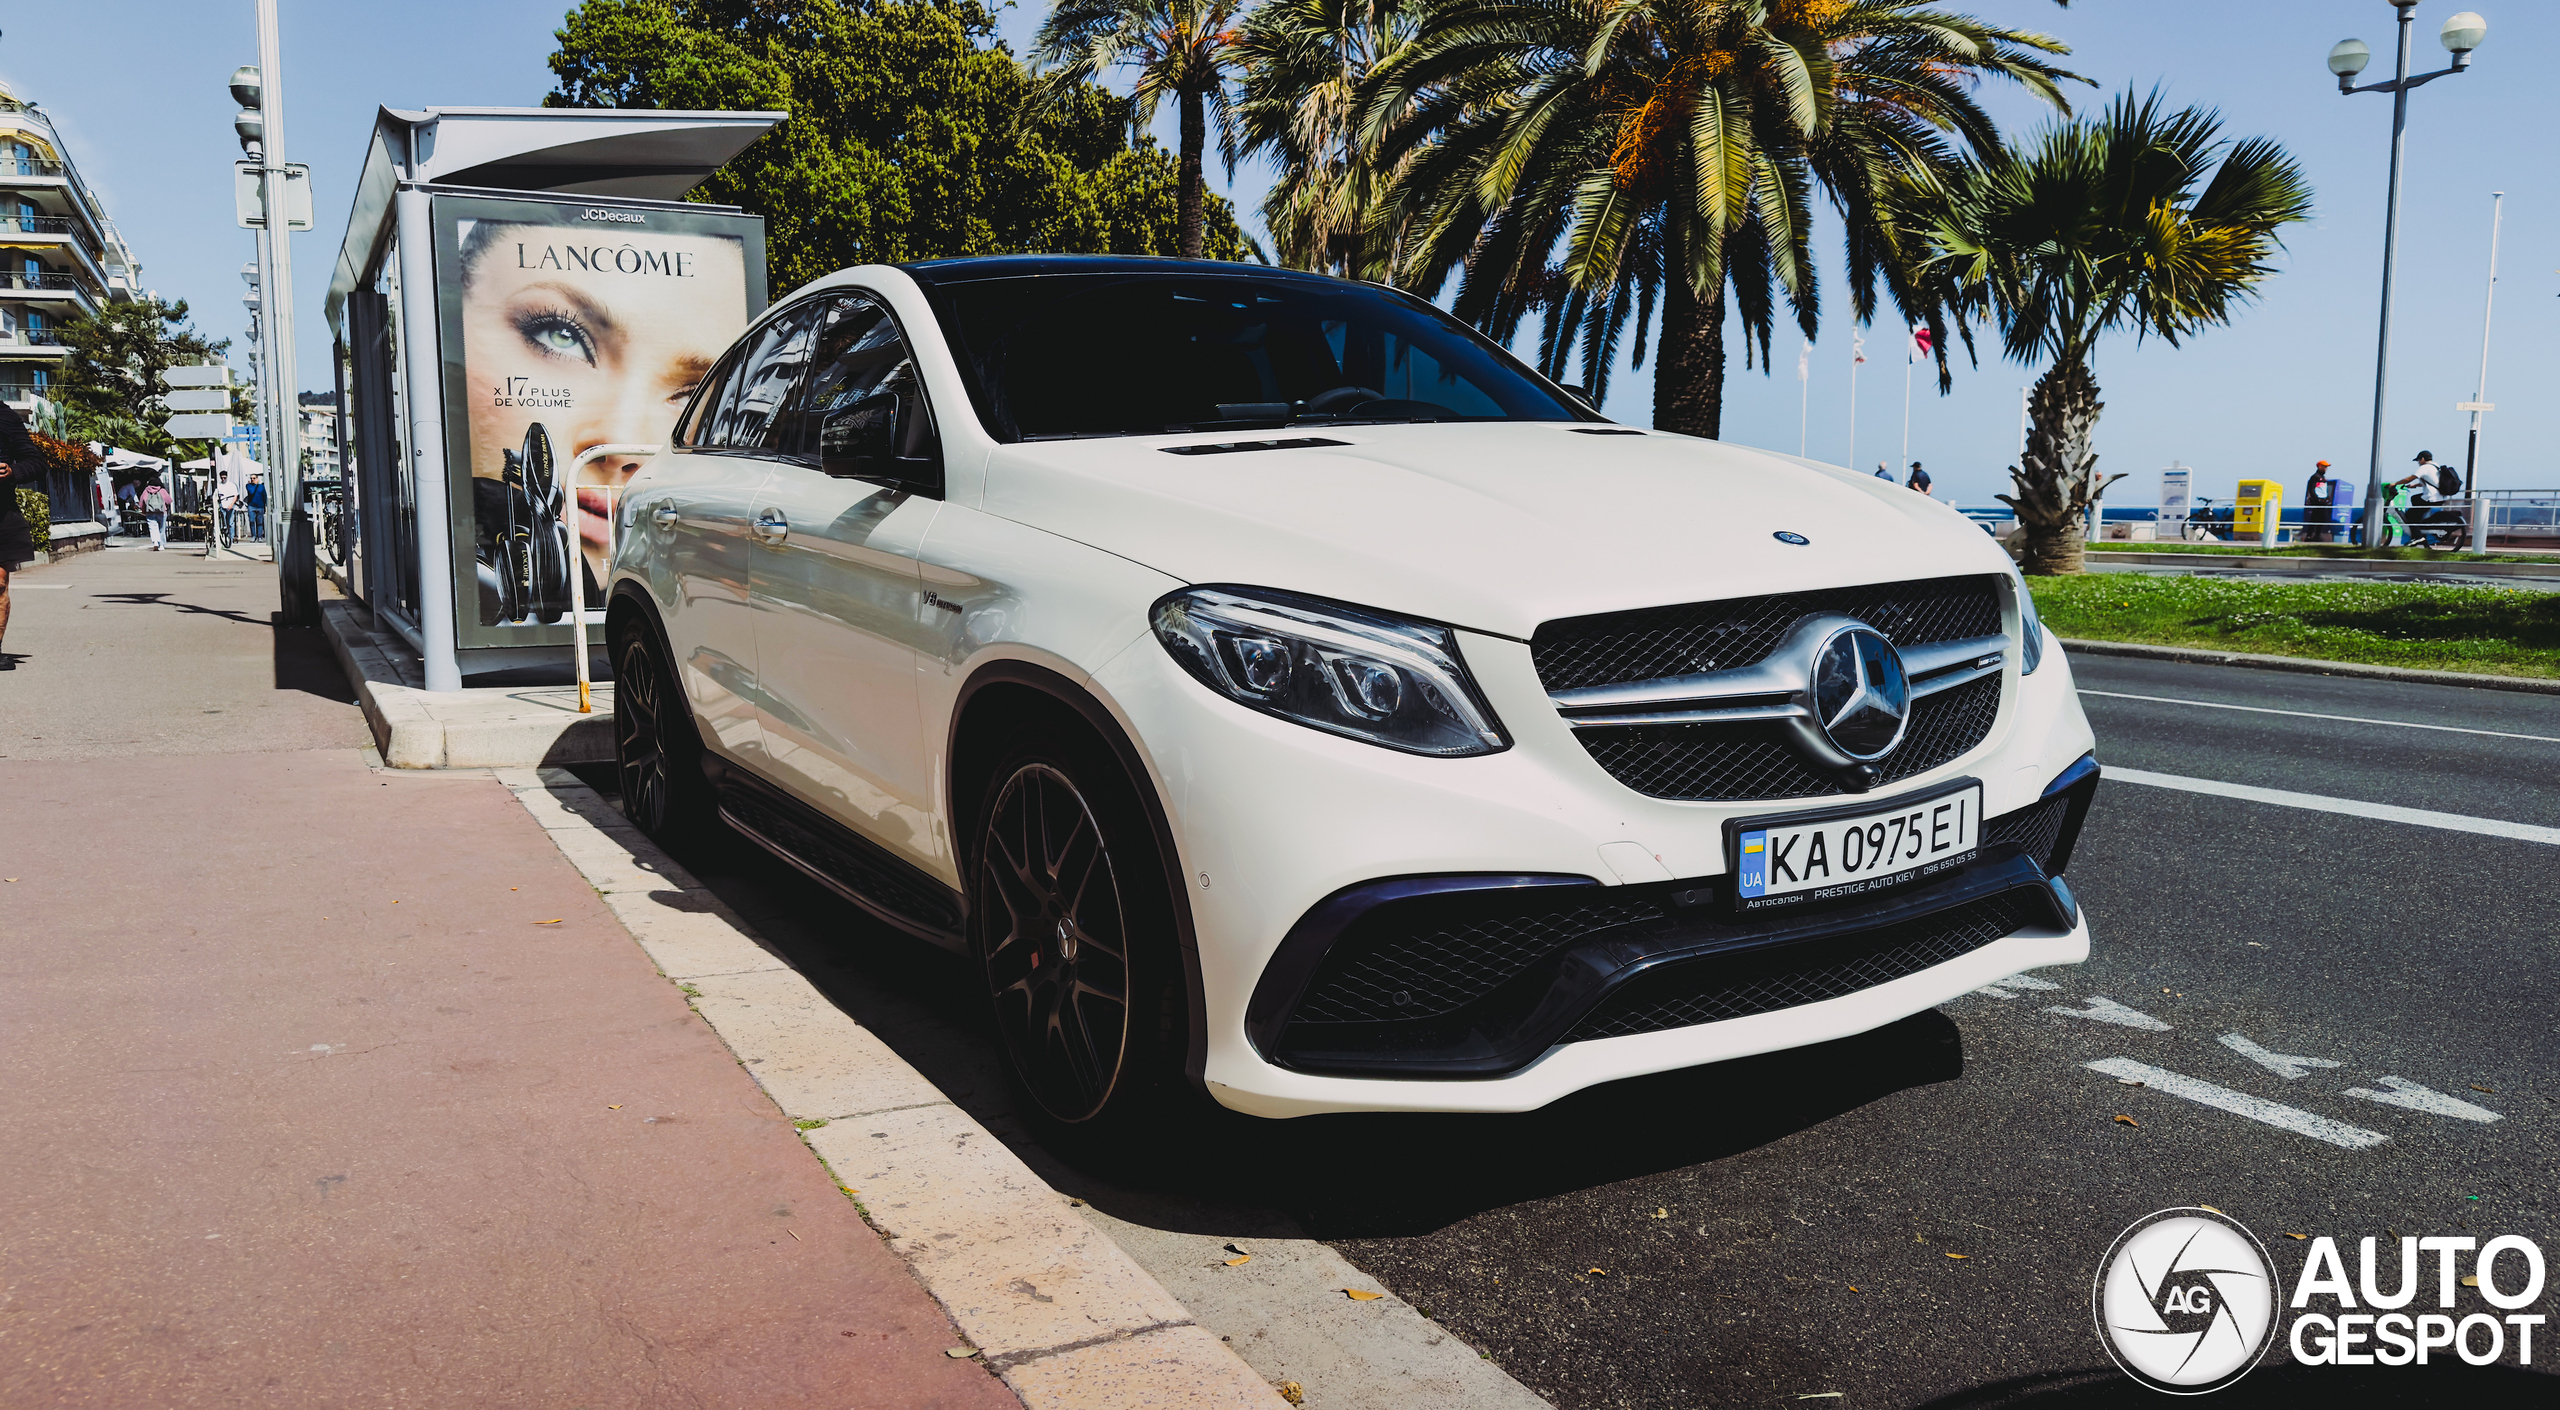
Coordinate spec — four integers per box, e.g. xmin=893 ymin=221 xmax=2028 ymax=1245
xmin=1725 ymin=776 xmax=1983 ymax=915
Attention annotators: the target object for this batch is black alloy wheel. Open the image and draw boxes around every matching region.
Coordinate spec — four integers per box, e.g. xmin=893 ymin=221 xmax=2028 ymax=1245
xmin=973 ymin=758 xmax=1153 ymax=1127
xmin=613 ymin=621 xmax=709 ymax=842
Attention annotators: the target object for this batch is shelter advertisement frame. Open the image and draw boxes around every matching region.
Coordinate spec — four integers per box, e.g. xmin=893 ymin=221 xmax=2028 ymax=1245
xmin=428 ymin=191 xmax=765 ymax=650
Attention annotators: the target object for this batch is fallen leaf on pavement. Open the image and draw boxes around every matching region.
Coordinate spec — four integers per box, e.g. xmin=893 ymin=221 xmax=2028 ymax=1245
xmin=2471 ymin=1085 xmax=2494 ymax=1094
xmin=946 ymin=1347 xmax=979 ymax=1358
xmin=1225 ymin=1255 xmax=1253 ymax=1266
xmin=535 ymin=919 xmax=563 ymax=925
xmin=2462 ymin=1275 xmax=2480 ymax=1288
xmin=2281 ymin=1233 xmax=2307 ymax=1240
xmin=1945 ymin=1252 xmax=1969 ymax=1260
xmin=2200 ymin=1205 xmax=2223 ymax=1214
xmin=2114 ymin=1115 xmax=2140 ymax=1127
xmin=1276 ymin=1381 xmax=1306 ymax=1406
xmin=2118 ymin=1078 xmax=2145 ymax=1087
xmin=1847 ymin=1286 xmax=1859 ymax=1293
xmin=1588 ymin=1267 xmax=1608 ymax=1277
xmin=1344 ymin=1289 xmax=1384 ymax=1301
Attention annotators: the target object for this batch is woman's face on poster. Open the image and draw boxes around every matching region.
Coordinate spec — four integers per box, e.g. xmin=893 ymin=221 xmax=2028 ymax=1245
xmin=460 ymin=223 xmax=747 ymax=578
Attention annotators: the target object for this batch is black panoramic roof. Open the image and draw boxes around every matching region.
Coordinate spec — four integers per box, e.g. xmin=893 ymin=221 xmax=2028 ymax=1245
xmin=897 ymin=254 xmax=1343 ymax=287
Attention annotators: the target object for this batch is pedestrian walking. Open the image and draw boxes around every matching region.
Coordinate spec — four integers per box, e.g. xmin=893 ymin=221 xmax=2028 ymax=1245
xmin=141 ymin=477 xmax=171 ymax=550
xmin=0 ymin=400 xmax=35 ymax=668
xmin=244 ymin=474 xmax=268 ymax=541
xmin=1906 ymin=460 xmax=1932 ymax=495
xmin=2301 ymin=461 xmax=2337 ymax=544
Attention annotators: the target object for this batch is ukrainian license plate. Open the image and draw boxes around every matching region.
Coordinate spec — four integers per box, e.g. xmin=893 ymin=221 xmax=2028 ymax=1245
xmin=1730 ymin=781 xmax=1982 ymax=913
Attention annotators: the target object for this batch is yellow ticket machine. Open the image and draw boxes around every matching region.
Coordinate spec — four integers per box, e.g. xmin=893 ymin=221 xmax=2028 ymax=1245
xmin=2234 ymin=479 xmax=2284 ymax=547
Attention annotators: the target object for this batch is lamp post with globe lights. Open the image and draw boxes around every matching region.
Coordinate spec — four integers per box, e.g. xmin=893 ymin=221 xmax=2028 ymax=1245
xmin=2329 ymin=4 xmax=2487 ymax=547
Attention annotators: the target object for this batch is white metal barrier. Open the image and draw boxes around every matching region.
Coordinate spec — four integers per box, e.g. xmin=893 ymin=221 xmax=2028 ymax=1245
xmin=565 ymin=444 xmax=657 ymax=714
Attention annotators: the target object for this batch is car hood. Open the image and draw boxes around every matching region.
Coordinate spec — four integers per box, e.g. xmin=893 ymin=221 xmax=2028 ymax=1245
xmin=978 ymin=422 xmax=2016 ymax=639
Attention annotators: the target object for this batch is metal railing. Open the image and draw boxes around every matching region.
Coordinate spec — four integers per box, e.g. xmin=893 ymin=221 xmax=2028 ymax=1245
xmin=0 ymin=157 xmax=63 ymax=178
xmin=0 ymin=213 xmax=101 ymax=258
xmin=0 ymin=270 xmax=87 ymax=294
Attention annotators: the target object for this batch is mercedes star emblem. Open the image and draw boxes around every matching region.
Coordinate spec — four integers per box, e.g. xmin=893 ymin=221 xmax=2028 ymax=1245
xmin=1811 ymin=625 xmax=1911 ymax=761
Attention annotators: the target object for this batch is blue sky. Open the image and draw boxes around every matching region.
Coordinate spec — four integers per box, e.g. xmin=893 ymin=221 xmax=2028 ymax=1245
xmin=9 ymin=0 xmax=2552 ymax=512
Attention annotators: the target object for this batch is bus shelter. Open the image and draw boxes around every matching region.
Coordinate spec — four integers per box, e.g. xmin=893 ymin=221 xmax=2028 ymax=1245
xmin=323 ymin=106 xmax=777 ymax=691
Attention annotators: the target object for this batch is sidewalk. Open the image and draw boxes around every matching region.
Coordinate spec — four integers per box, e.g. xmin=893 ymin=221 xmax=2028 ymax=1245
xmin=0 ymin=551 xmax=1018 ymax=1405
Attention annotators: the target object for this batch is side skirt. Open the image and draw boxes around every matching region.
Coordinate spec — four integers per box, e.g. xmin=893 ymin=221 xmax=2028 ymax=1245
xmin=705 ymin=760 xmax=968 ymax=952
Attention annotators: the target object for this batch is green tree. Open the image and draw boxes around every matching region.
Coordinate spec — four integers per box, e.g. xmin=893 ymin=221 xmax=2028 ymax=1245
xmin=54 ymin=298 xmax=242 ymax=457
xmin=1914 ymin=93 xmax=2311 ymax=574
xmin=547 ymin=0 xmax=1244 ymax=294
xmin=1031 ymin=0 xmax=1249 ymax=260
xmin=1364 ymin=0 xmax=2080 ymax=434
xmin=1235 ymin=0 xmax=1420 ymax=277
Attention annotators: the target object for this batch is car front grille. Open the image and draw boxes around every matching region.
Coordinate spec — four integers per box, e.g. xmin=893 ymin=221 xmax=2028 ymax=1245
xmin=1531 ymin=575 xmax=2004 ymax=691
xmin=1572 ymin=673 xmax=2000 ymax=802
xmin=1292 ymin=894 xmax=1659 ymax=1024
xmin=1533 ymin=576 xmax=2006 ymax=802
xmin=1983 ymin=790 xmax=2071 ymax=872
xmin=1564 ymin=891 xmax=2035 ymax=1042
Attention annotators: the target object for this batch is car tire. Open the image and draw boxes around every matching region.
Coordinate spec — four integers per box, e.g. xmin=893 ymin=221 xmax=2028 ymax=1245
xmin=967 ymin=734 xmax=1187 ymax=1137
xmin=612 ymin=616 xmax=715 ymax=846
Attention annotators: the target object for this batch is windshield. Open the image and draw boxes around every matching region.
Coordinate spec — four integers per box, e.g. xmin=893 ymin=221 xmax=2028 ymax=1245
xmin=918 ymin=272 xmax=1587 ymax=441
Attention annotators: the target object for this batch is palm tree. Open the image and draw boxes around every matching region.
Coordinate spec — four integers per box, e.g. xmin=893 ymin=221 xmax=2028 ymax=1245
xmin=1914 ymin=92 xmax=2312 ymax=575
xmin=1235 ymin=0 xmax=1422 ymax=277
xmin=1033 ymin=0 xmax=1250 ymax=260
xmin=1361 ymin=0 xmax=2082 ymax=434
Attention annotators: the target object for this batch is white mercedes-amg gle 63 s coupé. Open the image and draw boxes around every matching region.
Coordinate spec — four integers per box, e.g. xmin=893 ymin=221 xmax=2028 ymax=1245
xmin=607 ymin=255 xmax=2098 ymax=1132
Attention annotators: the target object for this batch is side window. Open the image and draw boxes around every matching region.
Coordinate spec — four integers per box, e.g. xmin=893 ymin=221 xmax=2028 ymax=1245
xmin=799 ymin=294 xmax=939 ymax=481
xmin=678 ymin=343 xmax=748 ymax=449
xmin=703 ymin=300 xmax=825 ymax=452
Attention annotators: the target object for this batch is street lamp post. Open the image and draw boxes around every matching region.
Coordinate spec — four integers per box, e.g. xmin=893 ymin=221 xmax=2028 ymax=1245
xmin=228 ymin=0 xmax=313 ymax=623
xmin=2461 ymin=191 xmax=2502 ymax=552
xmin=2328 ymin=4 xmax=2488 ymax=549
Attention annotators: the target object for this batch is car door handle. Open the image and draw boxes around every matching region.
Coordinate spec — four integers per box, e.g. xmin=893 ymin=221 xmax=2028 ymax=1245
xmin=752 ymin=508 xmax=789 ymax=544
xmin=651 ymin=502 xmax=679 ymax=530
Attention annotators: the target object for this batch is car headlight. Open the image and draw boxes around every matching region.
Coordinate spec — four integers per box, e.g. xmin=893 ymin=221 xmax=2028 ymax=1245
xmin=2017 ymin=574 xmax=2048 ymax=675
xmin=1152 ymin=586 xmax=1509 ymax=756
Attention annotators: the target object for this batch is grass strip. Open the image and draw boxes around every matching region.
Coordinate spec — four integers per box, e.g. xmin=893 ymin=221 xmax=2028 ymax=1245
xmin=2089 ymin=541 xmax=2560 ymax=565
xmin=2030 ymin=574 xmax=2560 ymax=680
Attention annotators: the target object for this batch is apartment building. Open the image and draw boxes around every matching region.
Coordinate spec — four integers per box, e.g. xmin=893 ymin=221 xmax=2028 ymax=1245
xmin=297 ymin=390 xmax=340 ymax=479
xmin=0 ymin=75 xmax=145 ymax=450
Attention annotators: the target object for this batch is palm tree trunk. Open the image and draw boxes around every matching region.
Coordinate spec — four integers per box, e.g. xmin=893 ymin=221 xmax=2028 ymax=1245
xmin=1654 ymin=277 xmax=1725 ymax=438
xmin=1178 ymin=87 xmax=1206 ymax=260
xmin=2005 ymin=358 xmax=2104 ymax=575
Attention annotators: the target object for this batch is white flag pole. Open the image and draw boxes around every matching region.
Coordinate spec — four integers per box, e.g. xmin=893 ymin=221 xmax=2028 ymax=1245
xmin=1797 ymin=341 xmax=1810 ymax=457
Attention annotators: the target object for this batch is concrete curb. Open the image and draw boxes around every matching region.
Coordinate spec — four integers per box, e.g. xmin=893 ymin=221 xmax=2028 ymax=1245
xmin=2083 ymin=550 xmax=2560 ymax=580
xmin=494 ymin=766 xmax=1290 ymax=1410
xmin=320 ymin=600 xmax=615 ymax=768
xmin=2060 ymin=638 xmax=2560 ymax=696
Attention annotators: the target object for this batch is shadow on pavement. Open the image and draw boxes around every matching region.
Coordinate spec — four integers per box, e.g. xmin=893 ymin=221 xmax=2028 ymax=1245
xmin=272 ymin=612 xmax=359 ymax=704
xmin=580 ymin=765 xmax=1969 ymax=1242
xmin=1911 ymin=1361 xmax=2556 ymax=1407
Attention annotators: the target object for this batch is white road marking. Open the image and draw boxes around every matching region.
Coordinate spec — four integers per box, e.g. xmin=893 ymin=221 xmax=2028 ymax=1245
xmin=1975 ymin=972 xmax=2064 ymax=999
xmin=2087 ymin=1058 xmax=2391 ymax=1150
xmin=2342 ymin=1076 xmax=2503 ymax=1124
xmin=2045 ymin=996 xmax=2173 ymax=1031
xmin=2219 ymin=1032 xmax=2344 ymax=1081
xmin=2080 ymin=689 xmax=2560 ymax=745
xmin=2106 ymin=768 xmax=2560 ymax=848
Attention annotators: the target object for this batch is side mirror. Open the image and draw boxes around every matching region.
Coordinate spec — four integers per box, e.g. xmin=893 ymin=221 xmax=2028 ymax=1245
xmin=819 ymin=390 xmax=942 ymax=491
xmin=820 ymin=391 xmax=899 ymax=478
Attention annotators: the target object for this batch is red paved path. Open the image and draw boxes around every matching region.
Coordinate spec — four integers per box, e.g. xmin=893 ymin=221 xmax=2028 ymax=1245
xmin=0 ymin=550 xmax=1014 ymax=1408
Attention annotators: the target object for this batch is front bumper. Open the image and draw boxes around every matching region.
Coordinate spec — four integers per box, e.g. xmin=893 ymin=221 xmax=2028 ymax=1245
xmin=1088 ymin=620 xmax=2099 ymax=1117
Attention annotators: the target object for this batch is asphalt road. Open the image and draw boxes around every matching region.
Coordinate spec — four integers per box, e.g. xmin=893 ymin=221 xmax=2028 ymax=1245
xmin=606 ymin=650 xmax=2560 ymax=1408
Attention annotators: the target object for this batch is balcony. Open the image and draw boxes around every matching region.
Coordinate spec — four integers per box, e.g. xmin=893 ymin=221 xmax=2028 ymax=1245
xmin=0 ymin=157 xmax=64 ymax=180
xmin=0 ymin=213 xmax=103 ymax=260
xmin=0 ymin=269 xmax=97 ymax=312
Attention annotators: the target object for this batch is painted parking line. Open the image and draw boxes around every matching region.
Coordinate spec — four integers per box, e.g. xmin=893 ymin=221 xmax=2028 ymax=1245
xmin=2343 ymin=1076 xmax=2503 ymax=1124
xmin=2079 ymin=689 xmax=2560 ymax=745
xmin=2219 ymin=1032 xmax=2342 ymax=1081
xmin=2106 ymin=768 xmax=2560 ymax=848
xmin=2086 ymin=1058 xmax=2391 ymax=1150
xmin=2045 ymin=996 xmax=2172 ymax=1031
